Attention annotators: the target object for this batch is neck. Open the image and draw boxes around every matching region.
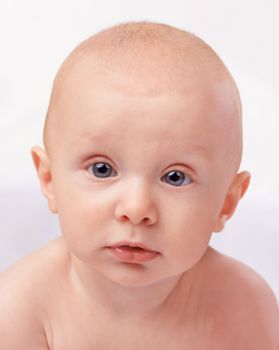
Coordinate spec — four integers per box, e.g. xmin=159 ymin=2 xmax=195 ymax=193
xmin=68 ymin=253 xmax=201 ymax=324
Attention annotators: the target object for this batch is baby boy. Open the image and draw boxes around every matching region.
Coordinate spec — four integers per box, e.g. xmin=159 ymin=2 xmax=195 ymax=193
xmin=1 ymin=21 xmax=278 ymax=349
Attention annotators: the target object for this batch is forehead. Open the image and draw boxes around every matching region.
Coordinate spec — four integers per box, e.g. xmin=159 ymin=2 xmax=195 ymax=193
xmin=58 ymin=67 xmax=233 ymax=124
xmin=57 ymin=86 xmax=226 ymax=151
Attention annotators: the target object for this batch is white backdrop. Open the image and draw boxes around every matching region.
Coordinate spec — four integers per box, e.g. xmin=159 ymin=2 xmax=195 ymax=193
xmin=0 ymin=0 xmax=278 ymax=299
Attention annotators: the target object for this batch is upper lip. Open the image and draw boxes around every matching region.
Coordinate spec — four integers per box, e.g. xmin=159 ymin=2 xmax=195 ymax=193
xmin=107 ymin=241 xmax=155 ymax=252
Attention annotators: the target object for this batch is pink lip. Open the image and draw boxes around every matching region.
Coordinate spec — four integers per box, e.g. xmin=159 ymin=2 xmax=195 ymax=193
xmin=105 ymin=243 xmax=159 ymax=263
xmin=107 ymin=240 xmax=155 ymax=252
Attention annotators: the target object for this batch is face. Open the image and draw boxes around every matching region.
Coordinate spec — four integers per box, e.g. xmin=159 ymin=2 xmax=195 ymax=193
xmin=40 ymin=72 xmax=239 ymax=287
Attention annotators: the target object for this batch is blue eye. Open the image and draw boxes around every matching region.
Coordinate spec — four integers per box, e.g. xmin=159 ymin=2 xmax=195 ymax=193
xmin=161 ymin=170 xmax=192 ymax=187
xmin=88 ymin=162 xmax=192 ymax=187
xmin=88 ymin=162 xmax=116 ymax=178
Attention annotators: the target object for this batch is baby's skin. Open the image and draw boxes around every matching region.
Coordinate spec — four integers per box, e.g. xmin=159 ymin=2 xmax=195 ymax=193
xmin=0 ymin=22 xmax=278 ymax=349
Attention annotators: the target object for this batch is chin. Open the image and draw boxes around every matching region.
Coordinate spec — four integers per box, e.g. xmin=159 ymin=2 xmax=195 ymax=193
xmin=102 ymin=265 xmax=164 ymax=287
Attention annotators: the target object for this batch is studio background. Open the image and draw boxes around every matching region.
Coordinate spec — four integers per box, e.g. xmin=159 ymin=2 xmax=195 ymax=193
xmin=0 ymin=0 xmax=278 ymax=300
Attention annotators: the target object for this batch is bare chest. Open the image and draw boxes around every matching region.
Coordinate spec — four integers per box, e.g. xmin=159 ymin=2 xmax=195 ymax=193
xmin=47 ymin=307 xmax=206 ymax=350
xmin=48 ymin=323 xmax=203 ymax=350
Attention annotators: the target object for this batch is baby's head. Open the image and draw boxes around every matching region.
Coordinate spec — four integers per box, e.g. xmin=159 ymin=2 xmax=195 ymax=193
xmin=32 ymin=21 xmax=250 ymax=286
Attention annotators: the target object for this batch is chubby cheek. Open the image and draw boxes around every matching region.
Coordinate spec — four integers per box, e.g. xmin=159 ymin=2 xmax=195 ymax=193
xmin=161 ymin=195 xmax=220 ymax=269
xmin=55 ymin=187 xmax=110 ymax=260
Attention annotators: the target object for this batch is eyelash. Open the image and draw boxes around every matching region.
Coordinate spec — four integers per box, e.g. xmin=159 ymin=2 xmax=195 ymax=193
xmin=85 ymin=158 xmax=194 ymax=187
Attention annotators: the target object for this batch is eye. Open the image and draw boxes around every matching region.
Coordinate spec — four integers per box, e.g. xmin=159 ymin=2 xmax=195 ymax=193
xmin=88 ymin=162 xmax=117 ymax=178
xmin=161 ymin=170 xmax=192 ymax=187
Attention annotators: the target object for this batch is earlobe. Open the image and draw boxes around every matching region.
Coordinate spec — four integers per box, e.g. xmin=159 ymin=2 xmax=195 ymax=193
xmin=31 ymin=146 xmax=58 ymax=214
xmin=213 ymin=171 xmax=251 ymax=233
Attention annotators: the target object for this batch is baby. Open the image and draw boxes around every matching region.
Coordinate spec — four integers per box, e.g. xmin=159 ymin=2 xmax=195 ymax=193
xmin=1 ymin=21 xmax=278 ymax=349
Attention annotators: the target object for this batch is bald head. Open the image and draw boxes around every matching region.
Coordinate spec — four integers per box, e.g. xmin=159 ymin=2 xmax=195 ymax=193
xmin=43 ymin=21 xmax=242 ymax=174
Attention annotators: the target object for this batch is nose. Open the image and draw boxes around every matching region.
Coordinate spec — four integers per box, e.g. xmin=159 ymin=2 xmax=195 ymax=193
xmin=114 ymin=178 xmax=158 ymax=226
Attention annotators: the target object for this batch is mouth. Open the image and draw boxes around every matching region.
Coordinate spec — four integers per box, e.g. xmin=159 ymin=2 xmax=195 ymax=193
xmin=106 ymin=241 xmax=156 ymax=252
xmin=105 ymin=241 xmax=159 ymax=263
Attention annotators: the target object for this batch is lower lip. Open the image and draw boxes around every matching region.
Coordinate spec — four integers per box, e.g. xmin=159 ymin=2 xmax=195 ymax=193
xmin=105 ymin=246 xmax=159 ymax=263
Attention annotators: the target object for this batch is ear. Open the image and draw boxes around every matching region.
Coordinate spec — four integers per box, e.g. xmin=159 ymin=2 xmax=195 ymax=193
xmin=31 ymin=146 xmax=58 ymax=214
xmin=213 ymin=171 xmax=251 ymax=232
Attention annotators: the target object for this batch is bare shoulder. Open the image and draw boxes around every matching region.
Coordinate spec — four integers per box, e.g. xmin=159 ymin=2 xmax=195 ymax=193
xmin=0 ymin=237 xmax=67 ymax=349
xmin=200 ymin=247 xmax=279 ymax=349
xmin=0 ymin=236 xmax=68 ymax=296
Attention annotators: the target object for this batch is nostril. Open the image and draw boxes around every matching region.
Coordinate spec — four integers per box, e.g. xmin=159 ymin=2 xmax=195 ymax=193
xmin=121 ymin=215 xmax=129 ymax=222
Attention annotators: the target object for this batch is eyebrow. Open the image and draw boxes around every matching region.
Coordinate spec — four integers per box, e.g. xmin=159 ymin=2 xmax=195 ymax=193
xmin=70 ymin=131 xmax=114 ymax=146
xmin=70 ymin=131 xmax=210 ymax=163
